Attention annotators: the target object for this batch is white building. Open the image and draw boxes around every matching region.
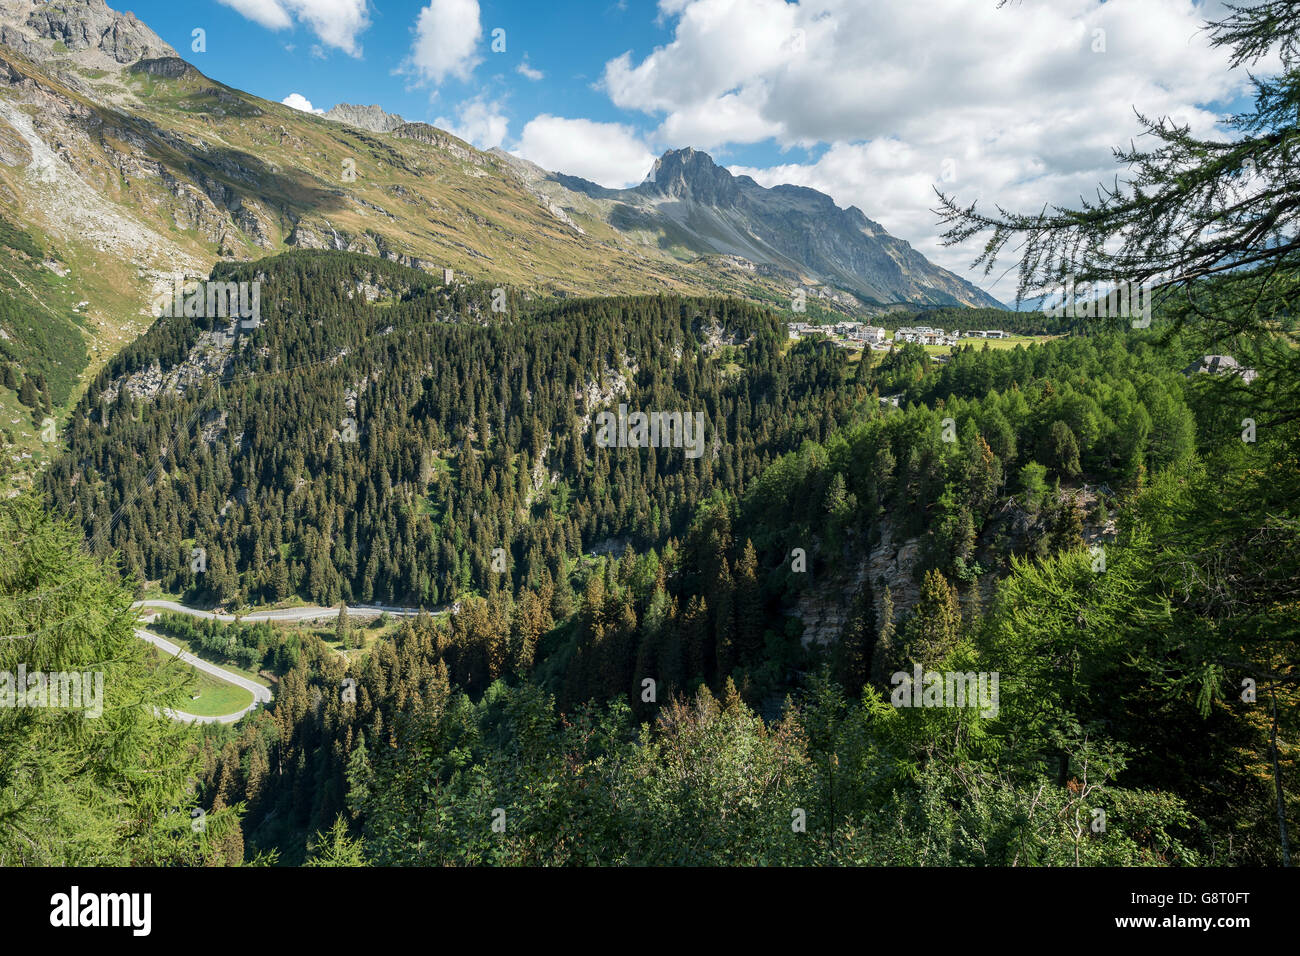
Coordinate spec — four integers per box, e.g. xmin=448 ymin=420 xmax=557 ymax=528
xmin=850 ymin=325 xmax=887 ymax=345
xmin=894 ymin=326 xmax=947 ymax=345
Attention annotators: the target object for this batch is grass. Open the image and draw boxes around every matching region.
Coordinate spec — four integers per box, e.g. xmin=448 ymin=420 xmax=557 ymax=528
xmin=916 ymin=334 xmax=1062 ymax=357
xmin=145 ymin=649 xmax=255 ymax=717
xmin=294 ymin=613 xmax=410 ymax=660
xmin=172 ymin=665 xmax=255 ymax=717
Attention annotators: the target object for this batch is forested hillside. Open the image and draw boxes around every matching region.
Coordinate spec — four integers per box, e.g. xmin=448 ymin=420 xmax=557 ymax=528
xmin=45 ymin=251 xmax=867 ymax=609
xmin=31 ymin=242 xmax=1295 ymax=865
xmin=6 ymin=0 xmax=1297 ymax=877
xmin=174 ymin=282 xmax=1295 ymax=864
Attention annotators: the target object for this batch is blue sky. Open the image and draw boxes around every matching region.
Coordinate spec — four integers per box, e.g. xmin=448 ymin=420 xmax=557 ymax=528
xmin=130 ymin=0 xmax=815 ymax=172
xmin=118 ymin=0 xmax=1261 ymax=302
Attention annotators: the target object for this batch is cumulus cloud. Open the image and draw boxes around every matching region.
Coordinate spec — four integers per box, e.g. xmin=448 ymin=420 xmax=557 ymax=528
xmin=436 ymin=98 xmax=509 ymax=149
xmin=603 ymin=0 xmax=1254 ymax=299
xmin=517 ymin=56 xmax=544 ymax=81
xmin=403 ymin=0 xmax=483 ymax=87
xmin=514 ymin=116 xmax=656 ymax=188
xmin=218 ymin=0 xmax=371 ymax=56
xmin=281 ymin=92 xmax=324 ymax=114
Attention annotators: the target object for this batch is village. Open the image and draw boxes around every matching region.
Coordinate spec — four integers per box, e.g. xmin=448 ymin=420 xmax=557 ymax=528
xmin=787 ymin=320 xmax=1009 ymax=351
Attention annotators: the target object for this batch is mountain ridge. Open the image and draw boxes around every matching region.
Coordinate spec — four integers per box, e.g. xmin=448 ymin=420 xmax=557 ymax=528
xmin=506 ymin=144 xmax=1002 ymax=309
xmin=323 ymin=102 xmax=406 ymax=134
xmin=0 ymin=0 xmax=1002 ymax=316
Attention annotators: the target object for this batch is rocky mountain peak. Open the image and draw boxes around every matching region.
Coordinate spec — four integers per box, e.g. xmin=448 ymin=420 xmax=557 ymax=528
xmin=638 ymin=147 xmax=741 ymax=206
xmin=2 ymin=0 xmax=176 ymax=66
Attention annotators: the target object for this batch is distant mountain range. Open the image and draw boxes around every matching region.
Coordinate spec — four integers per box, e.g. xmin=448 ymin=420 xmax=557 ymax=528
xmin=313 ymin=102 xmax=1000 ymax=309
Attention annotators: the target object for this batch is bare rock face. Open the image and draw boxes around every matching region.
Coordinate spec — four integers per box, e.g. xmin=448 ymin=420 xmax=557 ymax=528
xmin=129 ymin=55 xmax=193 ymax=79
xmin=324 ymin=103 xmax=406 ymax=134
xmin=0 ymin=22 xmax=36 ymax=58
xmin=794 ymin=523 xmax=924 ymax=649
xmin=8 ymin=0 xmax=176 ymax=66
xmin=639 ymin=147 xmax=741 ymax=207
xmin=286 ymin=219 xmax=344 ymax=252
xmin=520 ymin=145 xmax=1006 ymax=310
xmin=391 ymin=123 xmax=486 ymax=165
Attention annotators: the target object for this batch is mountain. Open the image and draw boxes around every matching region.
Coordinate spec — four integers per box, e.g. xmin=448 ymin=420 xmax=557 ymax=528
xmin=0 ymin=0 xmax=175 ymax=68
xmin=0 ymin=0 xmax=1002 ymax=488
xmin=508 ymin=146 xmax=1003 ymax=309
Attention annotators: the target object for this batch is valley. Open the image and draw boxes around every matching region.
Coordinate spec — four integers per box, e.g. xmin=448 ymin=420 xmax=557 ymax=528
xmin=0 ymin=0 xmax=1296 ymax=880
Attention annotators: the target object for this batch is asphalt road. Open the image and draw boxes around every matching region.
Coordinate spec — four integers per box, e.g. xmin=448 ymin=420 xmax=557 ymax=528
xmin=136 ymin=626 xmax=271 ymax=725
xmin=133 ymin=599 xmax=428 ymax=623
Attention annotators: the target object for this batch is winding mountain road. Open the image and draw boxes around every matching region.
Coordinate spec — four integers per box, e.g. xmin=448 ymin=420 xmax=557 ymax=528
xmin=132 ymin=600 xmax=440 ymax=724
xmin=136 ymin=627 xmax=271 ymax=725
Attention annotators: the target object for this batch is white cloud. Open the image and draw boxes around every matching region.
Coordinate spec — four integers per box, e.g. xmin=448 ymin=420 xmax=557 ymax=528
xmin=517 ymin=56 xmax=544 ymax=81
xmin=217 ymin=0 xmax=371 ymax=56
xmin=281 ymin=92 xmax=324 ymax=114
xmin=403 ymin=0 xmax=483 ymax=87
xmin=602 ymin=0 xmax=1255 ymax=299
xmin=436 ymin=98 xmax=509 ymax=149
xmin=217 ymin=0 xmax=292 ymax=31
xmin=656 ymin=87 xmax=781 ymax=150
xmin=514 ymin=116 xmax=655 ymax=188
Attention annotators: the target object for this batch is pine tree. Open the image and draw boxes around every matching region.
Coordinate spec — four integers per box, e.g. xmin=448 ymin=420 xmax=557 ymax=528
xmin=303 ymin=815 xmax=367 ymax=866
xmin=870 ymin=584 xmax=897 ymax=689
xmin=345 ymin=731 xmax=373 ymax=820
xmin=335 ymin=604 xmax=351 ymax=647
xmin=0 ymin=493 xmax=236 ymax=865
xmin=1050 ymin=495 xmax=1085 ymax=553
xmin=712 ymin=558 xmax=737 ymax=685
xmin=16 ymin=375 xmax=36 ymax=408
xmin=682 ymin=595 xmax=710 ymax=683
xmin=735 ymin=539 xmax=763 ymax=662
xmin=906 ymin=569 xmax=961 ymax=667
xmin=833 ymin=578 xmax=876 ymax=693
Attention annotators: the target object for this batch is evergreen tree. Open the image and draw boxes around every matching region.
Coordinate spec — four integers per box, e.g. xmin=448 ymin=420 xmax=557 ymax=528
xmin=906 ymin=569 xmax=962 ymax=667
xmin=0 ymin=493 xmax=236 ymax=865
xmin=833 ymin=578 xmax=876 ymax=693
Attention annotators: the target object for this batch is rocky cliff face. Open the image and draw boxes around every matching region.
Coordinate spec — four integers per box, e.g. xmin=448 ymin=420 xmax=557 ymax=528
xmin=3 ymin=0 xmax=175 ymax=67
xmin=639 ymin=147 xmax=742 ymax=206
xmin=638 ymin=148 xmax=1004 ymax=308
xmin=794 ymin=523 xmax=924 ymax=650
xmin=795 ymin=487 xmax=1115 ymax=653
xmin=323 ymin=103 xmax=406 ymax=134
xmin=391 ymin=123 xmax=487 ymax=165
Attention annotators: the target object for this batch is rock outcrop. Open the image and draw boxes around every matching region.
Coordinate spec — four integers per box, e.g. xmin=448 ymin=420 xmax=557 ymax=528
xmin=323 ymin=103 xmax=406 ymax=134
xmin=8 ymin=0 xmax=176 ymax=67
